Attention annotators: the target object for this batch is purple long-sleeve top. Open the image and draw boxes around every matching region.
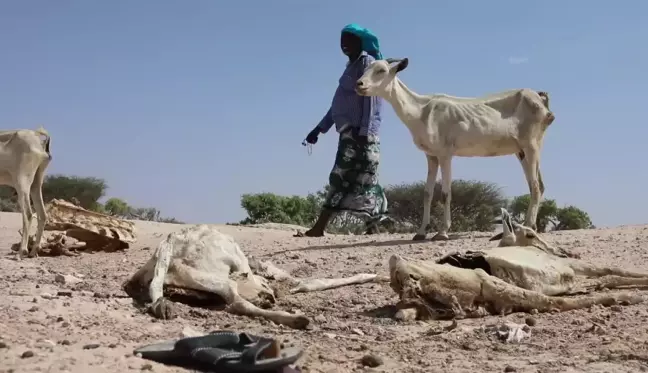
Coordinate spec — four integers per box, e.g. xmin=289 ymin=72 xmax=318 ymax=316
xmin=317 ymin=52 xmax=383 ymax=137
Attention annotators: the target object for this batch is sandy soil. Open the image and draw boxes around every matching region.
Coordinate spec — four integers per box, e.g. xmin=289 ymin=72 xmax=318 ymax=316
xmin=1 ymin=211 xmax=648 ymax=373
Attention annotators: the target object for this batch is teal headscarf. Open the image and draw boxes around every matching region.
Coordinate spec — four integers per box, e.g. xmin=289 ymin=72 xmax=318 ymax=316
xmin=341 ymin=23 xmax=382 ymax=60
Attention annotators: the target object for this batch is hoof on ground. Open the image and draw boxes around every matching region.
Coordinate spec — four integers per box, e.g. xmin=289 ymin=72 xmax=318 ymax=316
xmin=289 ymin=315 xmax=311 ymax=330
xmin=412 ymin=234 xmax=427 ymax=241
xmin=431 ymin=233 xmax=450 ymax=241
xmin=148 ymin=297 xmax=177 ymax=320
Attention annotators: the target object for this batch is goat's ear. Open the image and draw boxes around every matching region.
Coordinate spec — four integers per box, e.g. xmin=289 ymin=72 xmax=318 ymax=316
xmin=489 ymin=232 xmax=504 ymax=241
xmin=396 ymin=58 xmax=409 ymax=72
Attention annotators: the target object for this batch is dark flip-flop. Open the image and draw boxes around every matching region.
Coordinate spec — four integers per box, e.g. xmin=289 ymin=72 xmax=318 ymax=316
xmin=134 ymin=330 xmax=303 ymax=372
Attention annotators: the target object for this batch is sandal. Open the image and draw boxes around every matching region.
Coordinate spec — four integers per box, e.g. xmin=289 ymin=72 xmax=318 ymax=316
xmin=134 ymin=330 xmax=303 ymax=372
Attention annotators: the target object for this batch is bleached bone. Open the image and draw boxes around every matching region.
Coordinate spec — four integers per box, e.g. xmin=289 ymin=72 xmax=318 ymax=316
xmin=0 ymin=127 xmax=51 ymax=259
xmin=289 ymin=273 xmax=389 ymax=294
xmin=248 ymin=258 xmax=387 ymax=294
xmin=356 ymin=58 xmax=555 ymax=241
xmin=390 ymin=254 xmax=643 ymax=321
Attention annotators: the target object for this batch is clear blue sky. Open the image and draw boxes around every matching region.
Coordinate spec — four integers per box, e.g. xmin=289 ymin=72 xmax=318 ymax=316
xmin=1 ymin=1 xmax=646 ymax=227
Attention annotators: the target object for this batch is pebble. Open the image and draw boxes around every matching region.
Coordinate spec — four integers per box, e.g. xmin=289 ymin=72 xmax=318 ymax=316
xmin=41 ymin=293 xmax=55 ymax=300
xmin=57 ymin=291 xmax=73 ymax=297
xmin=524 ymin=317 xmax=537 ymax=327
xmin=60 ymin=340 xmax=71 ymax=346
xmin=28 ymin=306 xmax=39 ymax=312
xmin=54 ymin=274 xmax=82 ymax=285
xmin=361 ymin=354 xmax=384 ymax=367
xmin=0 ymin=341 xmax=7 ymax=348
xmin=141 ymin=363 xmax=153 ymax=371
xmin=83 ymin=343 xmax=100 ymax=350
xmin=504 ymin=366 xmax=517 ymax=372
xmin=21 ymin=350 xmax=35 ymax=358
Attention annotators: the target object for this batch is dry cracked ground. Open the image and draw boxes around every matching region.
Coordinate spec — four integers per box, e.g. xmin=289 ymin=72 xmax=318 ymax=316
xmin=1 ymin=212 xmax=648 ymax=373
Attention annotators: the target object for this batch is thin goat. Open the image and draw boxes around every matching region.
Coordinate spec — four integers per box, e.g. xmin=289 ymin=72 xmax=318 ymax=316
xmin=356 ymin=58 xmax=555 ymax=241
xmin=0 ymin=127 xmax=51 ymax=259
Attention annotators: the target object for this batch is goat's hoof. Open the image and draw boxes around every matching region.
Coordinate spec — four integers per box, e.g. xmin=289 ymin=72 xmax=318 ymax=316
xmin=412 ymin=234 xmax=427 ymax=241
xmin=431 ymin=233 xmax=450 ymax=241
xmin=148 ymin=297 xmax=177 ymax=320
xmin=289 ymin=315 xmax=310 ymax=330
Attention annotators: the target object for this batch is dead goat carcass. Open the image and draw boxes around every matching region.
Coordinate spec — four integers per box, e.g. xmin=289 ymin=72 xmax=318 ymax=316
xmin=122 ymin=224 xmax=386 ymax=329
xmin=388 ymin=209 xmax=647 ymax=320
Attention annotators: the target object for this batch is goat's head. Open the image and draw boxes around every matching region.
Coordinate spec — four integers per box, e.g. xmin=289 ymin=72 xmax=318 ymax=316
xmin=235 ymin=272 xmax=276 ymax=309
xmin=489 ymin=208 xmax=559 ymax=254
xmin=356 ymin=57 xmax=409 ymax=97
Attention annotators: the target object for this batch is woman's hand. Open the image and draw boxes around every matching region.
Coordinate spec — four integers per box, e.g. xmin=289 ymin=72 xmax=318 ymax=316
xmin=305 ymin=127 xmax=321 ymax=144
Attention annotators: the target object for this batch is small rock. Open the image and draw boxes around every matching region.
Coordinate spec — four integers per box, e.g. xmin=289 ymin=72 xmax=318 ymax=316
xmin=57 ymin=291 xmax=73 ymax=297
xmin=0 ymin=341 xmax=7 ymax=348
xmin=610 ymin=305 xmax=623 ymax=312
xmin=529 ymin=309 xmax=539 ymax=315
xmin=41 ymin=293 xmax=55 ymax=300
xmin=61 ymin=322 xmax=71 ymax=328
xmin=504 ymin=366 xmax=517 ymax=372
xmin=351 ymin=328 xmax=365 ymax=336
xmin=83 ymin=343 xmax=100 ymax=350
xmin=28 ymin=306 xmax=39 ymax=312
xmin=314 ymin=315 xmax=327 ymax=323
xmin=21 ymin=350 xmax=35 ymax=358
xmin=60 ymin=340 xmax=71 ymax=346
xmin=524 ymin=317 xmax=537 ymax=327
xmin=54 ymin=274 xmax=82 ymax=286
xmin=361 ymin=354 xmax=384 ymax=367
xmin=36 ymin=340 xmax=56 ymax=349
xmin=108 ymin=343 xmax=118 ymax=348
xmin=141 ymin=363 xmax=153 ymax=371
xmin=93 ymin=292 xmax=110 ymax=299
xmin=56 ymin=316 xmax=64 ymax=322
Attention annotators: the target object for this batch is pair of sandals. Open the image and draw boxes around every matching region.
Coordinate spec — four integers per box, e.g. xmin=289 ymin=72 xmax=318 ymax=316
xmin=135 ymin=330 xmax=302 ymax=372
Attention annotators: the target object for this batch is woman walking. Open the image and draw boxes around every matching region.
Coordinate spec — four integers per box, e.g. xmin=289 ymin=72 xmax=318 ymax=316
xmin=297 ymin=23 xmax=388 ymax=237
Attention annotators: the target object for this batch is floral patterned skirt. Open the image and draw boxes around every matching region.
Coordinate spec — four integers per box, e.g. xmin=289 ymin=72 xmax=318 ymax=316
xmin=322 ymin=128 xmax=388 ymax=221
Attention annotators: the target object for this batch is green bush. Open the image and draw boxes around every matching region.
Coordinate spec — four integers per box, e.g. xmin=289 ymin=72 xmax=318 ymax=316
xmin=508 ymin=194 xmax=594 ymax=231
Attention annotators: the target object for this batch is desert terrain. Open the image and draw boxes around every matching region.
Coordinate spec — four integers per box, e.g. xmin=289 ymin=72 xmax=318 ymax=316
xmin=1 ymin=211 xmax=648 ymax=373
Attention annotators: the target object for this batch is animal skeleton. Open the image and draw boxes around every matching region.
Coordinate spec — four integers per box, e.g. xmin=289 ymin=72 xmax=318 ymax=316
xmin=356 ymin=58 xmax=555 ymax=241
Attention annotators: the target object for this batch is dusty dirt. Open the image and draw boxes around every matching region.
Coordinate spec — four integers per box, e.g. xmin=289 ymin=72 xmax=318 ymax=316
xmin=1 ymin=211 xmax=648 ymax=373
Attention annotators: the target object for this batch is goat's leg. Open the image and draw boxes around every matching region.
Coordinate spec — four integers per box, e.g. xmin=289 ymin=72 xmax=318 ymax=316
xmin=476 ymin=269 xmax=643 ymax=314
xmin=289 ymin=273 xmax=389 ymax=294
xmin=567 ymin=259 xmax=648 ymax=279
xmin=147 ymin=240 xmax=176 ymax=319
xmin=520 ymin=147 xmax=542 ymax=231
xmin=227 ymin=294 xmax=310 ymax=330
xmin=432 ymin=156 xmax=452 ymax=241
xmin=15 ymin=183 xmax=34 ymax=259
xmin=29 ymin=163 xmax=48 ymax=258
xmin=413 ymin=155 xmax=439 ymax=241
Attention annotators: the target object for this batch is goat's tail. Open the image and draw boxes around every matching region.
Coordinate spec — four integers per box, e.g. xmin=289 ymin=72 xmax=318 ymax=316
xmin=34 ymin=126 xmax=51 ymax=160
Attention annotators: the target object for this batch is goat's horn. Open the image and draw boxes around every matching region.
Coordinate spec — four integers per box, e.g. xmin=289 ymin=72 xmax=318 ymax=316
xmin=489 ymin=232 xmax=504 ymax=241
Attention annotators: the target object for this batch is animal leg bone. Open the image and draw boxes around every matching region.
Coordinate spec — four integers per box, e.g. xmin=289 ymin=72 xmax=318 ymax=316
xmin=289 ymin=273 xmax=389 ymax=294
xmin=226 ymin=296 xmax=310 ymax=330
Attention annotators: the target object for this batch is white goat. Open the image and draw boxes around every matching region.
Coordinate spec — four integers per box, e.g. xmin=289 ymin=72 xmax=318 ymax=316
xmin=356 ymin=58 xmax=555 ymax=241
xmin=0 ymin=127 xmax=52 ymax=258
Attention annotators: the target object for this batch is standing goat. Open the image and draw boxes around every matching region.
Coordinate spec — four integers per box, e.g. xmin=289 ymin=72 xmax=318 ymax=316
xmin=0 ymin=127 xmax=52 ymax=259
xmin=356 ymin=58 xmax=555 ymax=241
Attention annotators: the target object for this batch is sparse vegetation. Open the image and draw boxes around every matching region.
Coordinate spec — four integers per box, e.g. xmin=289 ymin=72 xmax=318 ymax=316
xmin=0 ymin=174 xmax=183 ymax=224
xmin=239 ymin=181 xmax=595 ymax=234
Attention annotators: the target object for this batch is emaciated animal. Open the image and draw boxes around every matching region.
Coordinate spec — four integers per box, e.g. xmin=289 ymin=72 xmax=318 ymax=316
xmin=0 ymin=127 xmax=51 ymax=259
xmin=356 ymin=58 xmax=555 ymax=241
